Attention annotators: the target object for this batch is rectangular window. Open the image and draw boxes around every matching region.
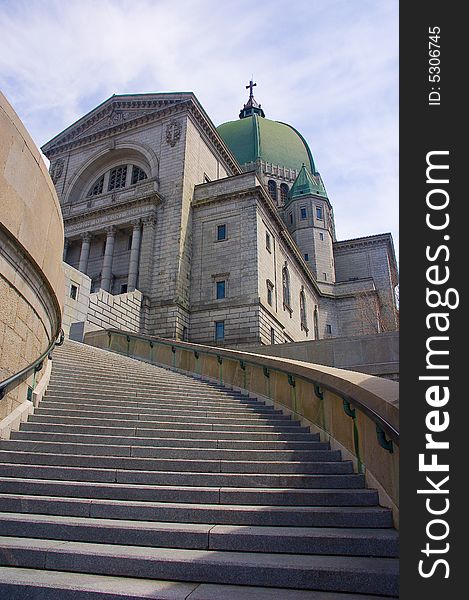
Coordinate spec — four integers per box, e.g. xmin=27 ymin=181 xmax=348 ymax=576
xmin=300 ymin=207 xmax=307 ymax=220
xmin=316 ymin=206 xmax=323 ymax=220
xmin=120 ymin=284 xmax=128 ymax=294
xmin=304 ymin=253 xmax=309 ymax=261
xmin=323 ymin=272 xmax=327 ymax=281
xmin=326 ymin=324 xmax=332 ymax=335
xmin=270 ymin=327 xmax=275 ymax=344
xmin=217 ymin=224 xmax=226 ymax=241
xmin=215 ymin=321 xmax=225 ymax=340
xmin=266 ymin=232 xmax=271 ymax=252
xmin=70 ymin=284 xmax=78 ymax=300
xmin=289 ymin=213 xmax=293 ymax=224
xmin=319 ymin=232 xmax=324 ymax=240
xmin=128 ymin=235 xmax=133 ymax=250
xmin=183 ymin=326 xmax=188 ymax=341
xmin=216 ymin=280 xmax=226 ymax=299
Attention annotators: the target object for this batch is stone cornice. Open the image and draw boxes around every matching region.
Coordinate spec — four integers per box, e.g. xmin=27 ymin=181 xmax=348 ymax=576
xmin=42 ymin=101 xmax=192 ymax=158
xmin=334 ymin=233 xmax=399 ymax=284
xmin=41 ymin=94 xmax=242 ymax=176
xmin=186 ymin=106 xmax=241 ymax=175
xmin=63 ymin=195 xmax=159 ymax=237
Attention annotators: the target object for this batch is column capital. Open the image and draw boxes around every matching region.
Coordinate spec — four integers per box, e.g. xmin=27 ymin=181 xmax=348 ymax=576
xmin=142 ymin=215 xmax=157 ymax=227
xmin=105 ymin=225 xmax=117 ymax=236
xmin=81 ymin=232 xmax=92 ymax=242
xmin=131 ymin=219 xmax=142 ymax=229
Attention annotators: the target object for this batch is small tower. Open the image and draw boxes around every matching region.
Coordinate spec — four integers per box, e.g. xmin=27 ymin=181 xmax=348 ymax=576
xmin=284 ymin=164 xmax=336 ymax=283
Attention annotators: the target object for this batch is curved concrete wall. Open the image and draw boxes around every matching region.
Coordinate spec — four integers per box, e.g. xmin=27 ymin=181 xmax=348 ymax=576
xmin=0 ymin=92 xmax=64 ymax=421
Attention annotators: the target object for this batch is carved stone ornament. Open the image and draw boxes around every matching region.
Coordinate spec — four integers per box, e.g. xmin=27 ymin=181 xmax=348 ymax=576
xmin=108 ymin=110 xmax=127 ymax=126
xmin=49 ymin=158 xmax=64 ymax=184
xmin=166 ymin=119 xmax=182 ymax=147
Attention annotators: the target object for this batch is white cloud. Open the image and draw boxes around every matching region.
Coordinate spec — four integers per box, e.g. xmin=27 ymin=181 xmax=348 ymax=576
xmin=0 ymin=0 xmax=398 ymax=260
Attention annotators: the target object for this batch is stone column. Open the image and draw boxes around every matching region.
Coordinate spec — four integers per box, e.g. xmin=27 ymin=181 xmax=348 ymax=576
xmin=100 ymin=226 xmax=116 ymax=292
xmin=127 ymin=220 xmax=142 ymax=292
xmin=137 ymin=215 xmax=156 ymax=296
xmin=63 ymin=238 xmax=69 ymax=262
xmin=78 ymin=232 xmax=91 ymax=273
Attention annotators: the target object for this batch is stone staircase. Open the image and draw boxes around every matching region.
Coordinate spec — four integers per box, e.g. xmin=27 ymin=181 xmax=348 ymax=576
xmin=0 ymin=340 xmax=399 ymax=598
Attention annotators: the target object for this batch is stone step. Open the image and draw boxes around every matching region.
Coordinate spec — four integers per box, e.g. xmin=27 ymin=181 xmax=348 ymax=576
xmin=0 ymin=494 xmax=393 ymax=526
xmin=0 ymin=537 xmax=399 ymax=596
xmin=35 ymin=407 xmax=294 ymax=425
xmin=50 ymin=367 xmax=238 ymax=389
xmin=47 ymin=378 xmax=251 ymax=398
xmin=28 ymin=414 xmax=309 ymax=432
xmin=0 ymin=568 xmax=394 ymax=600
xmin=1 ymin=440 xmax=339 ymax=462
xmin=47 ymin=380 xmax=263 ymax=404
xmin=43 ymin=395 xmax=266 ymax=412
xmin=41 ymin=398 xmax=279 ymax=415
xmin=0 ymin=463 xmax=364 ymax=488
xmin=0 ymin=450 xmax=352 ymax=474
xmin=20 ymin=422 xmax=319 ymax=441
xmin=48 ymin=379 xmax=257 ymax=402
xmin=0 ymin=513 xmax=399 ymax=557
xmin=12 ymin=430 xmax=324 ymax=450
xmin=2 ymin=340 xmax=398 ymax=597
xmin=0 ymin=479 xmax=379 ymax=506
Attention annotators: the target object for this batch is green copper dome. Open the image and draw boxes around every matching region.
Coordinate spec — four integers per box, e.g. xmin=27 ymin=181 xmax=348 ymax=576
xmin=217 ymin=114 xmax=317 ymax=175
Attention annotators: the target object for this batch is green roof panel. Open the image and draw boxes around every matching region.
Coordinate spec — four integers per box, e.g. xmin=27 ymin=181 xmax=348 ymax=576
xmin=287 ymin=164 xmax=327 ymax=203
xmin=217 ymin=115 xmax=316 ymax=174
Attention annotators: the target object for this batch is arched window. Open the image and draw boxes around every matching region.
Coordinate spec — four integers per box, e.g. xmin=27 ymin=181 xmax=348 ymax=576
xmin=108 ymin=165 xmax=128 ymax=191
xmin=131 ymin=165 xmax=148 ymax=185
xmin=86 ymin=164 xmax=148 ymax=198
xmin=300 ymin=289 xmax=308 ymax=331
xmin=314 ymin=305 xmax=319 ymax=340
xmin=282 ymin=265 xmax=291 ymax=309
xmin=87 ymin=174 xmax=104 ymax=197
xmin=280 ymin=183 xmax=289 ymax=203
xmin=268 ymin=180 xmax=277 ymax=202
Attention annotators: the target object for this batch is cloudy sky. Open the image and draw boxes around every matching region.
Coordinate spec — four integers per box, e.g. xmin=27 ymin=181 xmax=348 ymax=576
xmin=0 ymin=0 xmax=398 ymax=258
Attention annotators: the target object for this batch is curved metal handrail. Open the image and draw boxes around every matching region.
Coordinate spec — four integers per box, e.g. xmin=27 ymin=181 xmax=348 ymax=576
xmin=0 ymin=328 xmax=64 ymax=401
xmin=103 ymin=328 xmax=399 ymax=448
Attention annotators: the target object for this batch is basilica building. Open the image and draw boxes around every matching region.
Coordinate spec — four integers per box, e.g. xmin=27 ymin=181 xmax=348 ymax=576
xmin=42 ymin=83 xmax=398 ymax=347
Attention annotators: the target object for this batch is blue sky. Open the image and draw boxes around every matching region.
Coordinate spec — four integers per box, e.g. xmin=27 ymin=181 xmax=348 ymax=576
xmin=0 ymin=0 xmax=398 ymax=257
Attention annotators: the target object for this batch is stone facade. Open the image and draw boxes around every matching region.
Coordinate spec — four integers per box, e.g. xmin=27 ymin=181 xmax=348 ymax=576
xmin=62 ymin=263 xmax=91 ymax=338
xmin=246 ymin=331 xmax=399 ymax=380
xmin=42 ymin=92 xmax=398 ymax=348
xmin=88 ymin=288 xmax=143 ymax=333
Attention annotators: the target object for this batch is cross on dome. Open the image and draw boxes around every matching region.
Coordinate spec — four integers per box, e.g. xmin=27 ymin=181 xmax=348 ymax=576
xmin=246 ymin=79 xmax=257 ymax=100
xmin=239 ymin=79 xmax=265 ymax=119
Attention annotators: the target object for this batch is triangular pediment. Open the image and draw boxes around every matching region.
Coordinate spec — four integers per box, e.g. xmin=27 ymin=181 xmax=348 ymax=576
xmin=42 ymin=93 xmax=194 ymax=155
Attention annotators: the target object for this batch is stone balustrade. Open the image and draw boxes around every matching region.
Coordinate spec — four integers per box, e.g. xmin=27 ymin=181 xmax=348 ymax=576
xmin=85 ymin=328 xmax=400 ymax=527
